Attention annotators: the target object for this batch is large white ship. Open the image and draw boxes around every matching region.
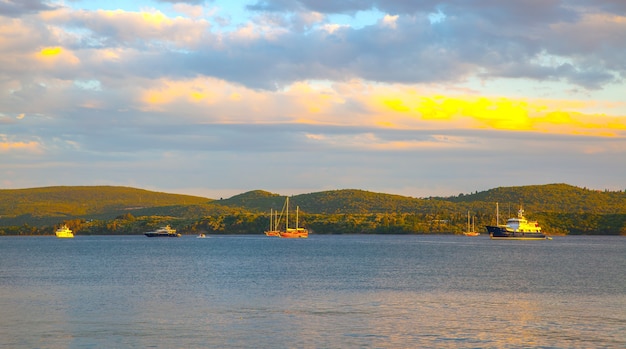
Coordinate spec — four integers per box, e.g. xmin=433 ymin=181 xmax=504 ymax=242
xmin=486 ymin=204 xmax=549 ymax=240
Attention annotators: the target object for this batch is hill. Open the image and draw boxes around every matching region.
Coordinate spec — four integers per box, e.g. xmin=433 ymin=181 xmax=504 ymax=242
xmin=1 ymin=184 xmax=625 ymax=234
xmin=217 ymin=189 xmax=452 ymax=214
xmin=222 ymin=184 xmax=626 ymax=216
xmin=446 ymin=183 xmax=626 ymax=214
xmin=0 ymin=186 xmax=211 ymax=226
xmin=217 ymin=190 xmax=285 ymax=211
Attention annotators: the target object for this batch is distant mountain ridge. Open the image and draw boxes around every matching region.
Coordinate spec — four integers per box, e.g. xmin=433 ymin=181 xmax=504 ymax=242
xmin=1 ymin=184 xmax=625 ymax=227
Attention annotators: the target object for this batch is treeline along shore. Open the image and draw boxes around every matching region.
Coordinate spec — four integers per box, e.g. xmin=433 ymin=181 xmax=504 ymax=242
xmin=1 ymin=184 xmax=625 ymax=236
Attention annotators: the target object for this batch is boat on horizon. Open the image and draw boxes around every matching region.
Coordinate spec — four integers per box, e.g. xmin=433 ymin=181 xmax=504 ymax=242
xmin=486 ymin=203 xmax=549 ymax=240
xmin=264 ymin=208 xmax=281 ymax=237
xmin=145 ymin=225 xmax=181 ymax=238
xmin=265 ymin=197 xmax=308 ymax=238
xmin=55 ymin=224 xmax=74 ymax=238
xmin=463 ymin=211 xmax=480 ymax=236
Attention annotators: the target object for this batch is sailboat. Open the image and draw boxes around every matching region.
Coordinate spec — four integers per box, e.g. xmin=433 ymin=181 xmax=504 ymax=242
xmin=264 ymin=208 xmax=280 ymax=237
xmin=265 ymin=197 xmax=308 ymax=238
xmin=463 ymin=211 xmax=480 ymax=236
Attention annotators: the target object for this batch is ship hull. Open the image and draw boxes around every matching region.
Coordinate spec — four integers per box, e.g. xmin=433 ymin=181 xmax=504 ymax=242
xmin=279 ymin=229 xmax=308 ymax=238
xmin=55 ymin=233 xmax=74 ymax=238
xmin=145 ymin=225 xmax=180 ymax=237
xmin=486 ymin=226 xmax=547 ymax=240
xmin=463 ymin=232 xmax=480 ymax=237
xmin=144 ymin=232 xmax=181 ymax=237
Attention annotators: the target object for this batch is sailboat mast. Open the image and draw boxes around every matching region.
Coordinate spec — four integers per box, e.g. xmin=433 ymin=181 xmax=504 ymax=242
xmin=496 ymin=202 xmax=499 ymax=226
xmin=285 ymin=197 xmax=289 ymax=230
xmin=270 ymin=208 xmax=273 ymax=231
xmin=296 ymin=206 xmax=299 ymax=228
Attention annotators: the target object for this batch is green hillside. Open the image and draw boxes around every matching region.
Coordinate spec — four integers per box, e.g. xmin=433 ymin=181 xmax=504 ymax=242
xmin=3 ymin=184 xmax=625 ymax=219
xmin=217 ymin=190 xmax=285 ymax=211
xmin=219 ymin=189 xmax=459 ymax=214
xmin=447 ymin=183 xmax=626 ymax=214
xmin=0 ymin=186 xmax=211 ymax=225
xmin=225 ymin=185 xmax=626 ymax=215
xmin=1 ymin=184 xmax=625 ymax=235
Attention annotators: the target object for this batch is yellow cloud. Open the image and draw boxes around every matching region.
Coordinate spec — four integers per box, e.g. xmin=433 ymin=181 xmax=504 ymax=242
xmin=189 ymin=91 xmax=207 ymax=102
xmin=141 ymin=11 xmax=170 ymax=26
xmin=40 ymin=47 xmax=62 ymax=57
xmin=416 ymin=96 xmax=455 ymax=120
xmin=374 ymin=92 xmax=625 ymax=136
xmin=462 ymin=98 xmax=532 ymax=130
xmin=137 ymin=78 xmax=625 ymax=137
xmin=0 ymin=140 xmax=42 ymax=153
xmin=35 ymin=46 xmax=80 ymax=66
xmin=139 ymin=78 xmax=232 ymax=114
xmin=383 ymin=98 xmax=411 ymax=113
xmin=284 ymin=82 xmax=345 ymax=115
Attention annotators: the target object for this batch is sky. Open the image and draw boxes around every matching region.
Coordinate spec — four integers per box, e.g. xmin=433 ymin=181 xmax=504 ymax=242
xmin=1 ymin=0 xmax=625 ymax=199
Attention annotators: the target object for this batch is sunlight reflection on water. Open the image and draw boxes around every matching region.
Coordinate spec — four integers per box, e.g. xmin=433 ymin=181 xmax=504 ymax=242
xmin=0 ymin=235 xmax=624 ymax=348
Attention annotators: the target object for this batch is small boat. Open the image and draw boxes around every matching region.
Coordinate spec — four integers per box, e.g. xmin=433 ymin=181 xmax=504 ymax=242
xmin=264 ymin=208 xmax=281 ymax=237
xmin=264 ymin=197 xmax=308 ymax=238
xmin=55 ymin=224 xmax=74 ymax=238
xmin=196 ymin=233 xmax=206 ymax=238
xmin=486 ymin=203 xmax=549 ymax=240
xmin=463 ymin=211 xmax=480 ymax=236
xmin=145 ymin=225 xmax=181 ymax=237
xmin=279 ymin=197 xmax=308 ymax=238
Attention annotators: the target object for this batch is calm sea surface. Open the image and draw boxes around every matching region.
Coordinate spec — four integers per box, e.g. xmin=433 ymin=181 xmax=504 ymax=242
xmin=1 ymin=235 xmax=624 ymax=348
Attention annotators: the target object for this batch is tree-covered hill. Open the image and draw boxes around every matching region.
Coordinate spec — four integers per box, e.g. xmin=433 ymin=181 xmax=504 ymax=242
xmin=294 ymin=189 xmax=457 ymax=214
xmin=445 ymin=183 xmax=626 ymax=214
xmin=227 ymin=185 xmax=626 ymax=216
xmin=217 ymin=190 xmax=285 ymax=211
xmin=217 ymin=189 xmax=460 ymax=214
xmin=3 ymin=184 xmax=625 ymax=219
xmin=1 ymin=184 xmax=625 ymax=234
xmin=0 ymin=186 xmax=210 ymax=224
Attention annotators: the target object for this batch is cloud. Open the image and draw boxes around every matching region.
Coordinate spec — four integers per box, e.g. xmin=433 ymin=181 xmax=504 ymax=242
xmin=1 ymin=1 xmax=625 ymax=196
xmin=134 ymin=77 xmax=626 ymax=137
xmin=240 ymin=1 xmax=624 ymax=90
xmin=42 ymin=8 xmax=212 ymax=49
xmin=0 ymin=135 xmax=42 ymax=154
xmin=2 ymin=2 xmax=623 ymax=92
xmin=0 ymin=0 xmax=57 ymax=18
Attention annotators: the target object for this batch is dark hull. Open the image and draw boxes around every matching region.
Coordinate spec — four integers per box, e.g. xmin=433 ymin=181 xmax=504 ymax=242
xmin=486 ymin=226 xmax=547 ymax=240
xmin=144 ymin=233 xmax=181 ymax=237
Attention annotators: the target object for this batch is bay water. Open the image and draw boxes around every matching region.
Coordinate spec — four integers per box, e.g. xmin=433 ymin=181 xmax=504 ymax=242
xmin=1 ymin=235 xmax=624 ymax=348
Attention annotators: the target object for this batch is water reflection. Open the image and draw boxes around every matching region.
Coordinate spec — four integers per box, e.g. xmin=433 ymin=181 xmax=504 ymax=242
xmin=0 ymin=235 xmax=624 ymax=348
